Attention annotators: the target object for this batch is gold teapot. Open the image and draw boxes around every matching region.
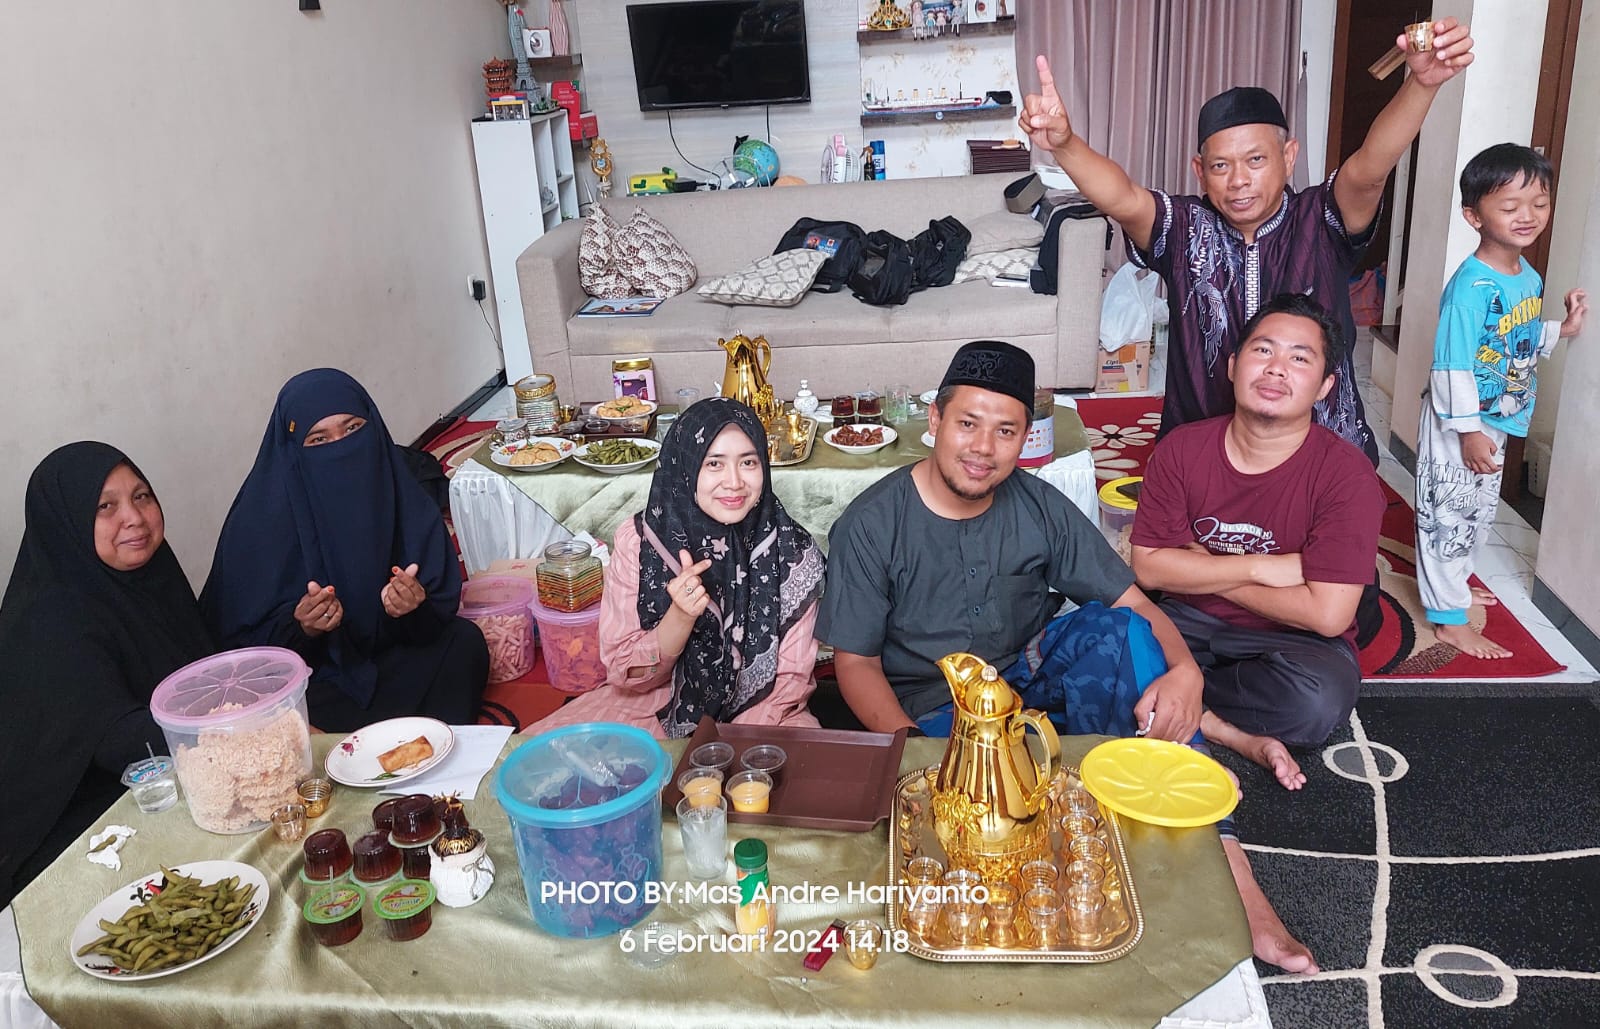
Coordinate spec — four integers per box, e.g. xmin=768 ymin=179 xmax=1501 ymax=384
xmin=717 ymin=333 xmax=781 ymax=423
xmin=932 ymin=653 xmax=1061 ymax=885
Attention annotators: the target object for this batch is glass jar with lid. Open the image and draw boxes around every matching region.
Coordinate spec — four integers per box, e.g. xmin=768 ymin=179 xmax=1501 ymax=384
xmin=514 ymin=374 xmax=561 ymax=433
xmin=535 ymin=540 xmax=604 ymax=612
xmin=492 ymin=418 xmax=530 ymax=448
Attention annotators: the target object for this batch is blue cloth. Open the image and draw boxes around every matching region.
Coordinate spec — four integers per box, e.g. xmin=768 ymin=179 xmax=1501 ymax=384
xmin=202 ymin=369 xmax=460 ymax=707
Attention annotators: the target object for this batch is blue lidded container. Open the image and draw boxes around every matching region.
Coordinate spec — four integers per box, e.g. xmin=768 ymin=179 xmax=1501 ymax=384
xmin=494 ymin=723 xmax=670 ymax=937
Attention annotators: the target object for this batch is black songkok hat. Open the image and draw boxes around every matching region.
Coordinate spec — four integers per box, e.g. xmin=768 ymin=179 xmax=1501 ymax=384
xmin=1197 ymin=86 xmax=1288 ymax=149
xmin=938 ymin=341 xmax=1035 ymax=416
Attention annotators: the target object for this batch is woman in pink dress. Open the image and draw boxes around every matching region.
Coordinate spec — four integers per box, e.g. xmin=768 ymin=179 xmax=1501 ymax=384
xmin=530 ymin=398 xmax=825 ymax=738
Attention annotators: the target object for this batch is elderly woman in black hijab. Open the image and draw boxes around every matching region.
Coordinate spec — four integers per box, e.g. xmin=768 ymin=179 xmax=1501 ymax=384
xmin=202 ymin=369 xmax=487 ymax=732
xmin=0 ymin=443 xmax=212 ymax=907
xmin=531 ymin=397 xmax=826 ymax=739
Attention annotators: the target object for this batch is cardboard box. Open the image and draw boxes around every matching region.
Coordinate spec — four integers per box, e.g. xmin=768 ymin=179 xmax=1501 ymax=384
xmin=572 ymin=112 xmax=598 ymax=141
xmin=1095 ymin=340 xmax=1152 ymax=392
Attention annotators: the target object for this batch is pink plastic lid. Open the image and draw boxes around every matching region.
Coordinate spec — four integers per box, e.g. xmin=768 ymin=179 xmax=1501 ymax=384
xmin=460 ymin=576 xmax=535 ymax=618
xmin=529 ymin=591 xmax=602 ymax=627
xmin=150 ymin=646 xmax=311 ymax=729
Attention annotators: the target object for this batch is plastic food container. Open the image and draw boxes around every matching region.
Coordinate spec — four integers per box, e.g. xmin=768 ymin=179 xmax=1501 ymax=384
xmin=374 ymin=879 xmax=436 ymax=941
xmin=495 ymin=723 xmax=670 ymax=938
xmin=303 ymin=883 xmax=365 ymax=947
xmin=460 ymin=576 xmax=537 ymax=684
xmin=530 ymin=594 xmax=605 ymax=695
xmin=150 ymin=647 xmax=313 ymax=834
xmin=1097 ymin=477 xmax=1142 ymax=564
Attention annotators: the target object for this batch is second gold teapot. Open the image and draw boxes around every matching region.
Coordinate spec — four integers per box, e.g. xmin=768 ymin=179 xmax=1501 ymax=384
xmin=717 ymin=333 xmax=780 ymax=423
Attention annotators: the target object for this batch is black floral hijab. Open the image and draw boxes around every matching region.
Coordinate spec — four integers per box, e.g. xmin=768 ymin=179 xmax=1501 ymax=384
xmin=635 ymin=398 xmax=824 ymax=737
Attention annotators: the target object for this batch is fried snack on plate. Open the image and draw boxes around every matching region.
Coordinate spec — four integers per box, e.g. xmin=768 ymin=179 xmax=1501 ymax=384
xmin=379 ymin=735 xmax=434 ymax=773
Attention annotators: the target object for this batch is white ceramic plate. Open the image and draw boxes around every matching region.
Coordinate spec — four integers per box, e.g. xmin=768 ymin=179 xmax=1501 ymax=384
xmin=921 ymin=431 xmax=937 ymax=448
xmin=822 ymin=424 xmax=898 ymax=455
xmin=324 ymin=716 xmax=455 ymax=787
xmin=573 ymin=437 xmax=662 ymax=475
xmin=489 ymin=436 xmax=577 ymax=470
xmin=71 ymin=861 xmax=269 ymax=981
xmin=589 ymin=398 xmax=659 ymax=422
xmin=920 ymin=389 xmax=939 ymax=406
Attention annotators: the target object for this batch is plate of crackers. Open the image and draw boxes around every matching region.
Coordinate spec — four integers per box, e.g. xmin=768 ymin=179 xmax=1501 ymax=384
xmin=590 ymin=396 xmax=658 ymax=422
xmin=324 ymin=716 xmax=455 ymax=788
xmin=490 ymin=436 xmax=577 ymax=470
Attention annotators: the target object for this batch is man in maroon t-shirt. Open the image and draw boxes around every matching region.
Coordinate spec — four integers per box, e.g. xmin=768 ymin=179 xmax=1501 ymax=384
xmin=1132 ymin=293 xmax=1383 ymax=973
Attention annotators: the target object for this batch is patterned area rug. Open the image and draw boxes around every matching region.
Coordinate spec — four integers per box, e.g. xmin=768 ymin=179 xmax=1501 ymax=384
xmin=1074 ymin=396 xmax=1564 ymax=680
xmin=1221 ymin=682 xmax=1600 ymax=1029
xmin=423 ymin=416 xmax=569 ymax=730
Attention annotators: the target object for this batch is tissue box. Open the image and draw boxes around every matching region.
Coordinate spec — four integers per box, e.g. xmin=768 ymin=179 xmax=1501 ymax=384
xmin=1096 ymin=341 xmax=1152 ymax=392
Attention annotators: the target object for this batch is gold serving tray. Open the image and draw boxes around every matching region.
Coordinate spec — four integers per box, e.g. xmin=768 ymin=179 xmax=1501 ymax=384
xmin=768 ymin=415 xmax=818 ymax=467
xmin=885 ymin=766 xmax=1144 ymax=963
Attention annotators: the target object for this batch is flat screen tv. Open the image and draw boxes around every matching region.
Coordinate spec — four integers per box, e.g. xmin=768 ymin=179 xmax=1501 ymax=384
xmin=626 ymin=1 xmax=811 ymax=112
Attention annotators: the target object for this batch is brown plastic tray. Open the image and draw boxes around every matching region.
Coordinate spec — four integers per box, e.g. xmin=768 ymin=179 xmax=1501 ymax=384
xmin=554 ymin=408 xmax=659 ymax=440
xmin=663 ymin=718 xmax=909 ymax=832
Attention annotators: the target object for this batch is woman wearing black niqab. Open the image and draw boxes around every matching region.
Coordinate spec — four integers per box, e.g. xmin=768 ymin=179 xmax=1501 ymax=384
xmin=0 ymin=442 xmax=212 ymax=908
xmin=201 ymin=369 xmax=487 ymax=732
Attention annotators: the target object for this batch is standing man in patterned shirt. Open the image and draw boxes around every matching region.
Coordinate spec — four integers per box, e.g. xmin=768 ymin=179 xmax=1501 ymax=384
xmin=1018 ymin=19 xmax=1477 ymax=466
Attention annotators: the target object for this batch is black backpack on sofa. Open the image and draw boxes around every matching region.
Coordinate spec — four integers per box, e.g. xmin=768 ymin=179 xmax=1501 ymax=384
xmin=774 ymin=218 xmax=869 ymax=293
xmin=848 ymin=230 xmax=916 ymax=307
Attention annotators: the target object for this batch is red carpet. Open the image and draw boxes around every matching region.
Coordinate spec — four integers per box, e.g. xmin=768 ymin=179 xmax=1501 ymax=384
xmin=423 ymin=415 xmax=571 ymax=729
xmin=1075 ymin=396 xmax=1565 ymax=680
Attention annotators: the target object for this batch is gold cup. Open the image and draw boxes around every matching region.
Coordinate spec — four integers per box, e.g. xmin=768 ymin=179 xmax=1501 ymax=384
xmin=1405 ymin=20 xmax=1434 ymax=52
xmin=297 ymin=778 xmax=333 ymax=819
xmin=270 ymin=802 xmax=307 ymax=842
xmin=845 ymin=919 xmax=884 ymax=969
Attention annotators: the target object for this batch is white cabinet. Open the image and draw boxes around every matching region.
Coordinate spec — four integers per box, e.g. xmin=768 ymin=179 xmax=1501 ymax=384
xmin=471 ymin=110 xmax=579 ymax=383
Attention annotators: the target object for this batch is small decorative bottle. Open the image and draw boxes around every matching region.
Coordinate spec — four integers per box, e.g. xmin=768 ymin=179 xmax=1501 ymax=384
xmin=792 ymin=380 xmax=819 ymax=417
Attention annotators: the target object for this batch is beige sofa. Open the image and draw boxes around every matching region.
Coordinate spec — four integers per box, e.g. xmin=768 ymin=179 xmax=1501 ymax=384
xmin=514 ymin=173 xmax=1108 ymax=403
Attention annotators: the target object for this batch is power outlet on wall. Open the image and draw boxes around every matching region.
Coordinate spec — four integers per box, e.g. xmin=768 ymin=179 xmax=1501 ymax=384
xmin=467 ymin=277 xmax=487 ymax=302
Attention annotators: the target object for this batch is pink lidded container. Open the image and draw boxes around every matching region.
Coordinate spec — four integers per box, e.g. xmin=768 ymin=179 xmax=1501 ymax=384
xmin=530 ymin=594 xmax=604 ymax=695
xmin=460 ymin=576 xmax=538 ymax=684
xmin=150 ymin=647 xmax=314 ymax=834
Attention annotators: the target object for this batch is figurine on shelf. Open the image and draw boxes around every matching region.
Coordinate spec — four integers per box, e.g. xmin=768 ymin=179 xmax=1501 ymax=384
xmin=867 ymin=0 xmax=911 ymax=31
xmin=498 ymin=1 xmax=543 ymax=103
xmin=589 ymin=138 xmax=614 ymax=198
xmin=910 ymin=0 xmax=925 ymax=38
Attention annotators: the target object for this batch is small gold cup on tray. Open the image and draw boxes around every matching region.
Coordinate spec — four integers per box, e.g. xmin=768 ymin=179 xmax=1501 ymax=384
xmin=984 ymin=883 xmax=1022 ymax=948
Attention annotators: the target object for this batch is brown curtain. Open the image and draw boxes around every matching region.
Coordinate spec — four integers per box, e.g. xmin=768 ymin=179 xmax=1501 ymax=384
xmin=1019 ymin=0 xmax=1306 ymax=197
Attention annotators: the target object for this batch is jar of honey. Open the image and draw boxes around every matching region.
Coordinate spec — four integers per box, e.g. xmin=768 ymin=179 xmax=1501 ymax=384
xmin=535 ymin=540 xmax=604 ymax=612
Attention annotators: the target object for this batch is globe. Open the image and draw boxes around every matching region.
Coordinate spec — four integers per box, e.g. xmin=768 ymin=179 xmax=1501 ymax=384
xmin=732 ymin=138 xmax=780 ymax=187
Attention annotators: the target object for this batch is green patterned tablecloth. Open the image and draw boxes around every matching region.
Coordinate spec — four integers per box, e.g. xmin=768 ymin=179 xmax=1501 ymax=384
xmin=16 ymin=735 xmax=1249 ymax=1029
xmin=475 ymin=407 xmax=1090 ymax=546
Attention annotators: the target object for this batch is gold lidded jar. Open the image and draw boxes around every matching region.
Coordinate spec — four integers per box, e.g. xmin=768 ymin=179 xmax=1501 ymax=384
xmin=514 ymin=373 xmax=560 ymax=432
xmin=492 ymin=418 xmax=530 ymax=448
xmin=535 ymin=539 xmax=604 ymax=612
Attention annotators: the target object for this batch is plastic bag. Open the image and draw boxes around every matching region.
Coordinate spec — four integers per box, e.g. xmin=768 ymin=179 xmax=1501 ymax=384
xmin=1099 ymin=263 xmax=1158 ymax=352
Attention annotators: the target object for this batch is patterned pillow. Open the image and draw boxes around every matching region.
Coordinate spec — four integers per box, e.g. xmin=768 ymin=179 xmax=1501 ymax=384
xmin=952 ymin=246 xmax=1038 ymax=284
xmin=578 ymin=207 xmax=632 ymax=298
xmin=697 ymin=249 xmax=828 ymax=307
xmin=613 ymin=208 xmax=697 ymax=297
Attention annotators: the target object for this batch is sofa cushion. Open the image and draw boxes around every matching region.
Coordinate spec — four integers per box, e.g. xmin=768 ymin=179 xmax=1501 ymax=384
xmin=964 ymin=210 xmax=1046 ymax=256
xmin=952 ymin=246 xmax=1038 ymax=284
xmin=697 ymin=248 xmax=827 ymax=306
xmin=888 ymin=279 xmax=1058 ymax=341
xmin=615 ymin=208 xmax=697 ymax=297
xmin=578 ymin=207 xmax=632 ymax=298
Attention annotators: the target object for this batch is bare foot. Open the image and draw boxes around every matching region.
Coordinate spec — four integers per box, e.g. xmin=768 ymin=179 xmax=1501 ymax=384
xmin=1434 ymin=622 xmax=1513 ymax=659
xmin=1470 ymin=586 xmax=1499 ymax=607
xmin=1202 ymin=712 xmax=1306 ymax=790
xmin=1225 ymin=838 xmax=1319 ymax=975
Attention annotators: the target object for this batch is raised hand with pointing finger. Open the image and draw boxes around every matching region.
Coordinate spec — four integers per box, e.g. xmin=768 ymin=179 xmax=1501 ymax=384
xmin=1018 ymin=55 xmax=1075 ymax=152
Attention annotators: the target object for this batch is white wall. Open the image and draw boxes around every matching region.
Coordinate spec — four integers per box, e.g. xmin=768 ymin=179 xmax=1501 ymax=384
xmin=1299 ymin=0 xmax=1338 ymax=180
xmin=1527 ymin=2 xmax=1600 ymax=442
xmin=0 ymin=4 xmax=508 ymax=585
xmin=1391 ymin=0 xmax=1550 ymax=452
xmin=1533 ymin=7 xmax=1600 ymax=641
xmin=565 ymin=0 xmax=1014 ymax=185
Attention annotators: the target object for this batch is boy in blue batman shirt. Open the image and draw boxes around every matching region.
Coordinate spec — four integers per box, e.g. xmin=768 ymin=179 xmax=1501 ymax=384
xmin=1415 ymin=144 xmax=1587 ymax=658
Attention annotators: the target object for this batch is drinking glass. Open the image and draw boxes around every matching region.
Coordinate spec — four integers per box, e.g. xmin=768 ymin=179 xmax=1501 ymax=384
xmin=983 ymin=882 xmax=1021 ymax=948
xmin=1069 ymin=835 xmax=1110 ymax=869
xmin=1066 ymin=883 xmax=1105 ymax=944
xmin=1020 ymin=859 xmax=1059 ymax=894
xmin=1063 ymin=858 xmax=1105 ymax=890
xmin=941 ymin=869 xmax=984 ymax=945
xmin=677 ymin=795 xmax=728 ymax=879
xmin=845 ymin=919 xmax=884 ymax=969
xmin=902 ymin=858 xmax=944 ymax=938
xmin=854 ymin=390 xmax=883 ymax=425
xmin=675 ymin=387 xmax=700 ymax=412
xmin=884 ymin=384 xmax=912 ymax=424
xmin=1023 ymin=886 xmax=1064 ymax=946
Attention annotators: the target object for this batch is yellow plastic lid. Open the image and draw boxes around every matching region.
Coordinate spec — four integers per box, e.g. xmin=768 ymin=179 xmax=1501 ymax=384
xmin=1078 ymin=738 xmax=1238 ymax=828
xmin=1097 ymin=476 xmax=1142 ymax=512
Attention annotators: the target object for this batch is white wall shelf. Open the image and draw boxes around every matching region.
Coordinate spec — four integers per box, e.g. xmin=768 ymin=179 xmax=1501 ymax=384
xmin=470 ymin=109 xmax=579 ymax=383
